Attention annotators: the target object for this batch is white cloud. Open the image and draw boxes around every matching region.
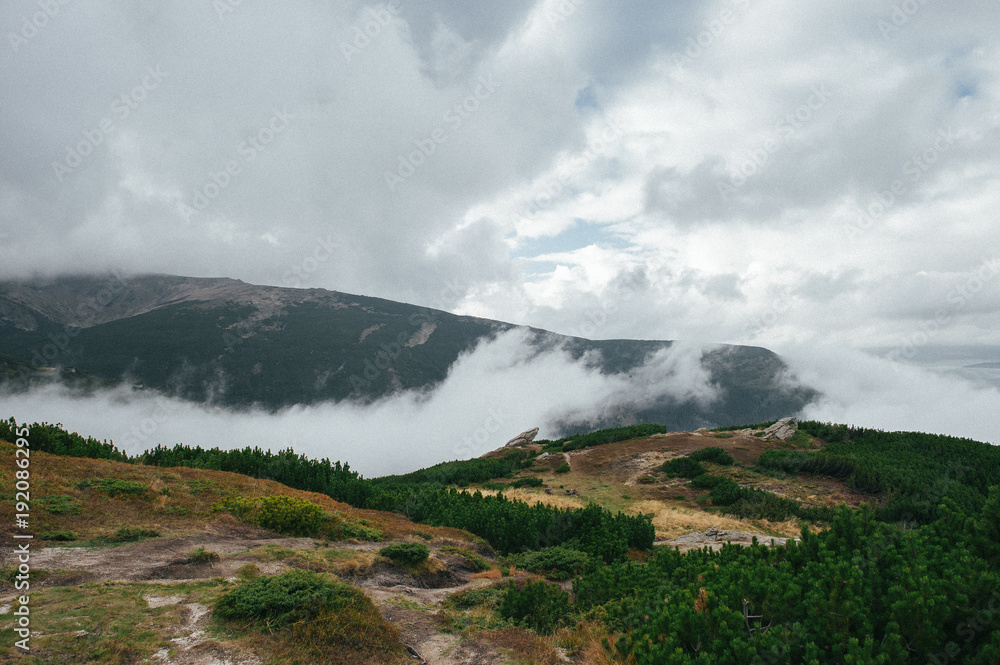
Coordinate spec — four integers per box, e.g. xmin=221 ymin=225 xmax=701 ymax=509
xmin=786 ymin=345 xmax=1000 ymax=445
xmin=2 ymin=1 xmax=1000 ymax=443
xmin=0 ymin=329 xmax=719 ymax=475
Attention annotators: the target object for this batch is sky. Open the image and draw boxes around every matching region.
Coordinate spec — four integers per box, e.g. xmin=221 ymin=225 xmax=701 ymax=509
xmin=2 ymin=1 xmax=1000 ymax=467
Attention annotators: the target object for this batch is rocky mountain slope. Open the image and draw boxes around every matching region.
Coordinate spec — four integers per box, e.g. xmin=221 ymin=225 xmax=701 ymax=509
xmin=0 ymin=274 xmax=815 ymax=431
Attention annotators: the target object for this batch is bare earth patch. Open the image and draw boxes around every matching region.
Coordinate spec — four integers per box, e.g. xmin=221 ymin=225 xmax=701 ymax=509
xmin=658 ymin=526 xmax=800 ymax=552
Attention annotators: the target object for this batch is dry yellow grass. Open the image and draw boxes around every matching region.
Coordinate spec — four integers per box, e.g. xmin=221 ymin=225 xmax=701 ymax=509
xmin=629 ymin=500 xmax=803 ymax=539
xmin=473 ymin=487 xmax=587 ymax=510
xmin=0 ymin=440 xmax=478 ymax=545
xmin=557 ymin=622 xmax=624 ymax=665
xmin=471 ymin=568 xmax=502 ymax=580
xmin=469 ymin=479 xmax=804 ymax=541
xmin=482 ymin=626 xmax=565 ymax=665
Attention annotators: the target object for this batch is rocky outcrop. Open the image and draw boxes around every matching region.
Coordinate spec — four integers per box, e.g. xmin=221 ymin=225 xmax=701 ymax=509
xmin=504 ymin=427 xmax=539 ymax=447
xmin=659 ymin=527 xmax=799 ymax=552
xmin=761 ymin=416 xmax=798 ymax=441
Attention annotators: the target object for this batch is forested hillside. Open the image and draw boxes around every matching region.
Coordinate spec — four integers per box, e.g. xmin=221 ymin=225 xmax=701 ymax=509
xmin=4 ymin=416 xmax=999 ymax=663
xmin=0 ymin=274 xmax=814 ymax=431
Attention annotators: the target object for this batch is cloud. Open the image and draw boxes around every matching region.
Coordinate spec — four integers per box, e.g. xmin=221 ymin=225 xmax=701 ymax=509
xmin=2 ymin=1 xmax=1000 ymax=444
xmin=0 ymin=329 xmax=719 ymax=476
xmin=784 ymin=344 xmax=1000 ymax=445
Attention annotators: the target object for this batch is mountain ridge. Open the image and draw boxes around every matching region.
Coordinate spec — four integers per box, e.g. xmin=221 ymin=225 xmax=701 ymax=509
xmin=0 ymin=273 xmax=816 ymax=432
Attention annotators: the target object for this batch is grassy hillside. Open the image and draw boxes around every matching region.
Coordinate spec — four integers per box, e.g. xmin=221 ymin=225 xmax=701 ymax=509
xmin=0 ymin=439 xmax=541 ymax=664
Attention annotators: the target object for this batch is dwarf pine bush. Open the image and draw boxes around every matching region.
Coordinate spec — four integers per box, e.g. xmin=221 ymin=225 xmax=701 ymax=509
xmin=378 ymin=542 xmax=430 ymax=566
xmin=214 ymin=495 xmax=324 ymax=536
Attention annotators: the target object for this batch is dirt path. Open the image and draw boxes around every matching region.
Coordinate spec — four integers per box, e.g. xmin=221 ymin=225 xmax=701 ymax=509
xmin=2 ymin=530 xmax=512 ymax=665
xmin=1 ymin=527 xmax=316 ymax=589
xmin=374 ymin=583 xmax=504 ymax=665
xmin=620 ymin=450 xmax=673 ymax=486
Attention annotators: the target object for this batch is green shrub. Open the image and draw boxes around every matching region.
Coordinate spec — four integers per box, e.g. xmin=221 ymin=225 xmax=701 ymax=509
xmin=708 ymin=478 xmax=743 ymax=506
xmin=216 ymin=570 xmax=403 ymax=657
xmin=510 ymin=546 xmax=594 ymax=581
xmin=35 ymin=494 xmax=81 ymax=515
xmin=689 ymin=473 xmax=727 ymax=489
xmin=447 ymin=586 xmax=503 ymax=609
xmin=713 ymin=432 xmax=734 ymax=438
xmin=214 ymin=495 xmax=324 ymax=536
xmin=378 ymin=542 xmax=430 ymax=566
xmin=102 ymin=527 xmax=159 ymax=543
xmin=440 ymin=546 xmax=490 ymax=572
xmin=510 ymin=476 xmax=544 ymax=488
xmin=39 ymin=531 xmax=77 ymax=542
xmin=554 ymin=462 xmax=571 ymax=474
xmin=0 ymin=564 xmax=18 ymax=584
xmin=756 ymin=449 xmax=858 ymax=479
xmin=337 ymin=520 xmax=383 ymax=541
xmin=712 ymin=420 xmax=777 ymax=432
xmin=238 ymin=563 xmax=260 ymax=579
xmin=499 ymin=580 xmax=570 ymax=635
xmin=552 ymin=424 xmax=668 ymax=453
xmin=637 ymin=475 xmax=656 ymax=484
xmin=214 ymin=570 xmax=357 ymax=629
xmin=186 ymin=479 xmax=221 ymax=495
xmin=188 ymin=547 xmax=220 ymax=563
xmin=78 ymin=478 xmax=149 ymax=499
xmin=688 ymin=446 xmax=734 ymax=466
xmin=786 ymin=428 xmax=813 ymax=447
xmin=660 ymin=457 xmax=706 ymax=478
xmin=729 ymin=489 xmax=786 ymax=518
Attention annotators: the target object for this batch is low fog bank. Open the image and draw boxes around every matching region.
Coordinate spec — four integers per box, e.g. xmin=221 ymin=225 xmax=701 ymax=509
xmin=782 ymin=345 xmax=1000 ymax=445
xmin=0 ymin=330 xmax=719 ymax=476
